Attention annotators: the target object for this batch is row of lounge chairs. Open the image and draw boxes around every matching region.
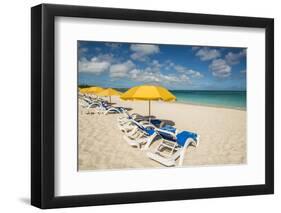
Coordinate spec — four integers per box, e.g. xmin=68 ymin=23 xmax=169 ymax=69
xmin=79 ymin=94 xmax=124 ymax=115
xmin=117 ymin=110 xmax=200 ymax=167
xmin=79 ymin=94 xmax=200 ymax=167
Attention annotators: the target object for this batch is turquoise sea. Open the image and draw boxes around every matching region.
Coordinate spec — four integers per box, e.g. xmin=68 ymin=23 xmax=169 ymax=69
xmin=115 ymin=88 xmax=246 ymax=110
xmin=171 ymin=90 xmax=246 ymax=110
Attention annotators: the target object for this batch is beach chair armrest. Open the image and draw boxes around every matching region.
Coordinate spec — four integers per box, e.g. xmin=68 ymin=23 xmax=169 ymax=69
xmin=142 ymin=124 xmax=155 ymax=129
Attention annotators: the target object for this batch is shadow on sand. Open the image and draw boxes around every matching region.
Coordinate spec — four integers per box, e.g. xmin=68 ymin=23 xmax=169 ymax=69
xmin=141 ymin=115 xmax=176 ymax=127
xmin=159 ymin=119 xmax=175 ymax=126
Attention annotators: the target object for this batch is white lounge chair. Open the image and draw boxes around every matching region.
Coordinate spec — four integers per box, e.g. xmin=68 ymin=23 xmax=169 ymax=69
xmin=118 ymin=118 xmax=160 ymax=137
xmin=122 ymin=120 xmax=158 ymax=149
xmin=117 ymin=111 xmax=149 ymax=126
xmin=79 ymin=96 xmax=103 ymax=109
xmin=122 ymin=120 xmax=178 ymax=150
xmin=146 ymin=130 xmax=199 ymax=167
xmin=95 ymin=102 xmax=125 ymax=115
xmin=117 ymin=111 xmax=165 ymax=132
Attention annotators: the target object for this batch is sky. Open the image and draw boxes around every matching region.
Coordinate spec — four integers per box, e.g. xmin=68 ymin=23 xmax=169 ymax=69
xmin=78 ymin=41 xmax=246 ymax=91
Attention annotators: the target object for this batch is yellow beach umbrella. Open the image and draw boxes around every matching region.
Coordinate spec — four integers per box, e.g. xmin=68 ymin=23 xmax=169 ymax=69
xmin=120 ymin=85 xmax=176 ymax=117
xmin=97 ymin=88 xmax=122 ymax=103
xmin=79 ymin=87 xmax=90 ymax=94
xmin=86 ymin=86 xmax=104 ymax=94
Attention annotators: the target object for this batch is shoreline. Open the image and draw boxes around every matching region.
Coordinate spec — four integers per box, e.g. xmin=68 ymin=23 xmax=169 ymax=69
xmin=88 ymin=95 xmax=246 ymax=112
xmin=173 ymin=100 xmax=247 ymax=111
xmin=79 ymin=87 xmax=246 ymax=111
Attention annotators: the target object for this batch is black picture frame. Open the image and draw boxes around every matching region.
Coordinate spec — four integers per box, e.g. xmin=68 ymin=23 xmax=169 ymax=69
xmin=31 ymin=3 xmax=274 ymax=209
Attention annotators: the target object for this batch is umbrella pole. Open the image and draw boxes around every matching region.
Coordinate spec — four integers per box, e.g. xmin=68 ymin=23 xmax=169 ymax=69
xmin=109 ymin=96 xmax=111 ymax=104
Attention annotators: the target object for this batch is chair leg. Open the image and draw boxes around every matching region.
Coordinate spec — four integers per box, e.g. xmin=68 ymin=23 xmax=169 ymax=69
xmin=195 ymin=135 xmax=200 ymax=147
xmin=178 ymin=150 xmax=185 ymax=167
xmin=178 ymin=140 xmax=191 ymax=166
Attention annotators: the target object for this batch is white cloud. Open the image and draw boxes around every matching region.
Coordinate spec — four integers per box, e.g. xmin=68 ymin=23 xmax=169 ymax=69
xmin=163 ymin=60 xmax=176 ymax=70
xmin=209 ymin=59 xmax=231 ymax=78
xmin=79 ymin=57 xmax=111 ymax=74
xmin=129 ymin=68 xmax=190 ymax=84
xmin=188 ymin=70 xmax=204 ymax=78
xmin=95 ymin=53 xmax=115 ymax=62
xmin=174 ymin=65 xmax=204 ymax=78
xmin=179 ymin=74 xmax=191 ymax=82
xmin=136 ymin=60 xmax=202 ymax=81
xmin=166 ymin=60 xmax=175 ymax=67
xmin=109 ymin=60 xmax=135 ymax=78
xmin=130 ymin=44 xmax=159 ymax=61
xmin=225 ymin=49 xmax=246 ymax=65
xmin=195 ymin=47 xmax=221 ymax=61
xmin=151 ymin=60 xmax=162 ymax=69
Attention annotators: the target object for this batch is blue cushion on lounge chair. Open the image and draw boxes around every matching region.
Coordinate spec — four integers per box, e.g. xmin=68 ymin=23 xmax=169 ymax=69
xmin=158 ymin=130 xmax=176 ymax=141
xmin=145 ymin=129 xmax=155 ymax=136
xmin=176 ymin=131 xmax=197 ymax=147
xmin=133 ymin=121 xmax=155 ymax=136
xmin=161 ymin=125 xmax=176 ymax=133
xmin=150 ymin=119 xmax=162 ymax=127
xmin=101 ymin=102 xmax=109 ymax=109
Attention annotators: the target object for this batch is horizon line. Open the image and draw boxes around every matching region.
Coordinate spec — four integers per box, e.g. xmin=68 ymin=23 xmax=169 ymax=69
xmin=78 ymin=85 xmax=246 ymax=92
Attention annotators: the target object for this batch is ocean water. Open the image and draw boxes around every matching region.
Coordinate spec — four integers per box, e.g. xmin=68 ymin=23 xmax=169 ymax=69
xmin=116 ymin=88 xmax=246 ymax=110
xmin=171 ymin=90 xmax=246 ymax=110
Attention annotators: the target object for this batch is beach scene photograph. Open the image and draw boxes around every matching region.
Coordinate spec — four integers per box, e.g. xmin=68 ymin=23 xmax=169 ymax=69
xmin=78 ymin=41 xmax=247 ymax=171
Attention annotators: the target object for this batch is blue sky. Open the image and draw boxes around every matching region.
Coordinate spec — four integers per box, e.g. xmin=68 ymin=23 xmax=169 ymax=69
xmin=78 ymin=41 xmax=246 ymax=91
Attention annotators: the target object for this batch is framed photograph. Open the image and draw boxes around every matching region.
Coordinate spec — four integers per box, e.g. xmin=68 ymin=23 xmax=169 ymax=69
xmin=31 ymin=4 xmax=274 ymax=209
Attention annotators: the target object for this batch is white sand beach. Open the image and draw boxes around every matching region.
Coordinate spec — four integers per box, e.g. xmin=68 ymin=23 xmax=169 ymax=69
xmin=78 ymin=96 xmax=246 ymax=170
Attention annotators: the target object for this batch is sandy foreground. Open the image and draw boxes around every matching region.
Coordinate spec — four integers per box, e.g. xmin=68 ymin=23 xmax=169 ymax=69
xmin=78 ymin=96 xmax=246 ymax=170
